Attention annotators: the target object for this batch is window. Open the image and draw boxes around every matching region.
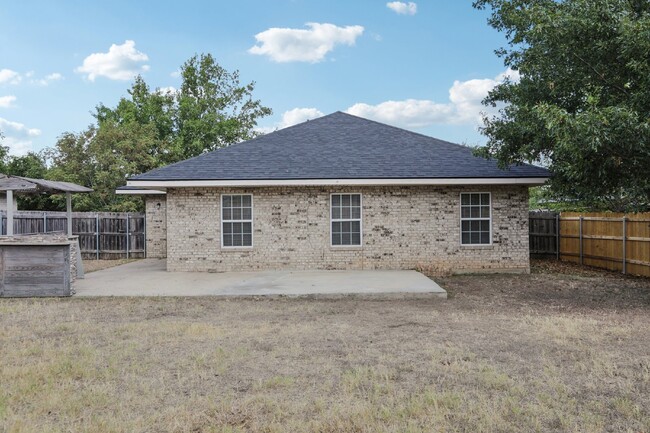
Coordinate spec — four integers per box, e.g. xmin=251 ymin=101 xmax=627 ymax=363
xmin=460 ymin=192 xmax=491 ymax=245
xmin=221 ymin=194 xmax=253 ymax=247
xmin=331 ymin=193 xmax=362 ymax=246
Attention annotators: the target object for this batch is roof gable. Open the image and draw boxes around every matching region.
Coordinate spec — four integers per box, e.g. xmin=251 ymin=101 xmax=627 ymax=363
xmin=130 ymin=112 xmax=550 ymax=182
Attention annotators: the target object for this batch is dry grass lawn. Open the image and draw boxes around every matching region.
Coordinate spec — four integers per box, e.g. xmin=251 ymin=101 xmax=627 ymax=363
xmin=1 ymin=260 xmax=649 ymax=432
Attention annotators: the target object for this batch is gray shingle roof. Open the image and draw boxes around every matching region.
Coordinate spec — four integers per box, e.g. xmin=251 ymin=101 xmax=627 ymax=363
xmin=130 ymin=112 xmax=549 ymax=181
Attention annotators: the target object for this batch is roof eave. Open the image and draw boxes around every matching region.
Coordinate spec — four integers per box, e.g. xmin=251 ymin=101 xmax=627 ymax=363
xmin=128 ymin=177 xmax=550 ymax=188
xmin=115 ymin=188 xmax=166 ymax=195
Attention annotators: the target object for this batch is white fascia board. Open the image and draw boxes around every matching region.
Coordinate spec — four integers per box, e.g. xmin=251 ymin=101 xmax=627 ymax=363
xmin=127 ymin=177 xmax=549 ymax=188
xmin=115 ymin=188 xmax=166 ymax=195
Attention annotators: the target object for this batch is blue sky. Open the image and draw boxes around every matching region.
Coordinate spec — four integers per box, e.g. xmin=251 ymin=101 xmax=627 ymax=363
xmin=0 ymin=1 xmax=513 ymax=156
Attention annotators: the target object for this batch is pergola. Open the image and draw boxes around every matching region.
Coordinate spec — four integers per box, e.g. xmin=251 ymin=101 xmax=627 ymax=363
xmin=0 ymin=174 xmax=92 ymax=236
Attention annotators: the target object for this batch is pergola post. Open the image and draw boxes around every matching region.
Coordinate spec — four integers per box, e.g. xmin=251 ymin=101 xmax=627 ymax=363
xmin=66 ymin=192 xmax=72 ymax=236
xmin=6 ymin=189 xmax=13 ymax=236
xmin=1 ymin=175 xmax=91 ymax=237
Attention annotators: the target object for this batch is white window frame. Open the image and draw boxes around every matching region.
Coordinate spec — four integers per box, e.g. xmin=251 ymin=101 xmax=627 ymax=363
xmin=330 ymin=193 xmax=363 ymax=247
xmin=220 ymin=193 xmax=254 ymax=249
xmin=459 ymin=192 xmax=492 ymax=246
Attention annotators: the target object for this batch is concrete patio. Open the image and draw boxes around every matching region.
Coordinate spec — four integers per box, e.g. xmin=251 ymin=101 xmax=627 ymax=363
xmin=74 ymin=259 xmax=447 ymax=298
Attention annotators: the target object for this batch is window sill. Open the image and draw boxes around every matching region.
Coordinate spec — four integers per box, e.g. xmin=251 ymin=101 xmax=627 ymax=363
xmin=330 ymin=246 xmax=364 ymax=251
xmin=460 ymin=244 xmax=494 ymax=250
xmin=221 ymin=247 xmax=254 ymax=252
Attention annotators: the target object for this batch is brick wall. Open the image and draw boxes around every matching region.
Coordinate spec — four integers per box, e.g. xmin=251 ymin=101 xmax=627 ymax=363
xmin=165 ymin=185 xmax=530 ymax=274
xmin=145 ymin=196 xmax=167 ymax=258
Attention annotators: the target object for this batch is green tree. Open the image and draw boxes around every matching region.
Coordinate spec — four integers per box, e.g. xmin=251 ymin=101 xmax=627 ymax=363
xmin=49 ymin=53 xmax=271 ymax=212
xmin=94 ymin=53 xmax=272 ymax=161
xmin=87 ymin=121 xmax=159 ymax=211
xmin=3 ymin=151 xmax=59 ymax=210
xmin=95 ymin=76 xmax=179 ymax=166
xmin=175 ymin=53 xmax=272 ymax=158
xmin=48 ymin=124 xmax=159 ymax=212
xmin=0 ymin=130 xmax=8 ymax=173
xmin=474 ymin=0 xmax=650 ymax=211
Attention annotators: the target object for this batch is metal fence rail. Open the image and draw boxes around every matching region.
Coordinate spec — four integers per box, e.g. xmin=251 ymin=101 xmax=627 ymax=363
xmin=0 ymin=210 xmax=145 ymax=260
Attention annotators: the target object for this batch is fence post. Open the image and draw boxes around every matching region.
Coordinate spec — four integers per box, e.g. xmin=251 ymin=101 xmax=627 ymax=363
xmin=95 ymin=214 xmax=100 ymax=260
xmin=555 ymin=213 xmax=560 ymax=261
xmin=126 ymin=214 xmax=130 ymax=259
xmin=143 ymin=213 xmax=147 ymax=259
xmin=66 ymin=192 xmax=72 ymax=236
xmin=579 ymin=216 xmax=583 ymax=265
xmin=622 ymin=216 xmax=627 ymax=275
xmin=43 ymin=212 xmax=47 ymax=233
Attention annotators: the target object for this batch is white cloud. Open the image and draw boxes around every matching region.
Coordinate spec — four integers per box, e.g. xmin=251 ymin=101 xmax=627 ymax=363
xmin=75 ymin=40 xmax=150 ymax=81
xmin=0 ymin=118 xmax=41 ymax=136
xmin=278 ymin=107 xmax=324 ymax=128
xmin=0 ymin=96 xmax=17 ymax=108
xmin=0 ymin=117 xmax=41 ymax=155
xmin=0 ymin=70 xmax=65 ymax=87
xmin=249 ymin=23 xmax=364 ymax=63
xmin=447 ymin=67 xmax=519 ymax=124
xmin=386 ymin=2 xmax=417 ymax=15
xmin=257 ymin=107 xmax=324 ymax=133
xmin=346 ymin=68 xmax=519 ymax=128
xmin=170 ymin=70 xmax=181 ymax=78
xmin=0 ymin=69 xmax=21 ymax=85
xmin=33 ymin=72 xmax=64 ymax=86
xmin=1 ymin=136 xmax=33 ymax=155
xmin=347 ymin=100 xmax=453 ymax=128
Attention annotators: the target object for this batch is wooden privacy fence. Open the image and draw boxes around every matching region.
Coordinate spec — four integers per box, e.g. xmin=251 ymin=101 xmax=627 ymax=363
xmin=0 ymin=211 xmax=145 ymax=260
xmin=530 ymin=211 xmax=650 ymax=277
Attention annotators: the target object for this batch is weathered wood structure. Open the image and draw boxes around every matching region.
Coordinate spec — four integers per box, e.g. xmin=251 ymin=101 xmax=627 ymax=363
xmin=0 ymin=175 xmax=91 ymax=297
xmin=0 ymin=234 xmax=78 ymax=297
xmin=0 ymin=211 xmax=145 ymax=259
xmin=0 ymin=174 xmax=93 ymax=236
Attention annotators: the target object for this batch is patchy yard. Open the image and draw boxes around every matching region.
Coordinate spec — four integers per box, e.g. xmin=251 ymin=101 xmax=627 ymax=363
xmin=1 ymin=260 xmax=649 ymax=433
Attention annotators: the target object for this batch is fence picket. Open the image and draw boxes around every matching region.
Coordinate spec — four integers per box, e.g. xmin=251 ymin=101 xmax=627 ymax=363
xmin=0 ymin=210 xmax=145 ymax=260
xmin=530 ymin=211 xmax=650 ymax=277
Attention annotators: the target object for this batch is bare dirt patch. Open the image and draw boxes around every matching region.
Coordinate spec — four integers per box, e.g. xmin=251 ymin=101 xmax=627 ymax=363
xmin=1 ymin=259 xmax=649 ymax=432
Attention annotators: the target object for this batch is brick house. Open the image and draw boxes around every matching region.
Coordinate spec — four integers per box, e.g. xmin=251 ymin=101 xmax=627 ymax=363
xmin=122 ymin=112 xmax=549 ymax=274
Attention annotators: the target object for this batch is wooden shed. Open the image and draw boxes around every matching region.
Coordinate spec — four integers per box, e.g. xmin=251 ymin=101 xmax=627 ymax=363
xmin=0 ymin=175 xmax=92 ymax=297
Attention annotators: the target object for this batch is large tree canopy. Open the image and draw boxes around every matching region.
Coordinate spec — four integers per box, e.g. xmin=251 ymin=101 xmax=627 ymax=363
xmin=95 ymin=53 xmax=272 ymax=161
xmin=49 ymin=53 xmax=272 ymax=211
xmin=474 ymin=0 xmax=650 ymax=211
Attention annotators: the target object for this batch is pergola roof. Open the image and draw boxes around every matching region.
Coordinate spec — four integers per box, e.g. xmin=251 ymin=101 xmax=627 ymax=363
xmin=0 ymin=175 xmax=38 ymax=192
xmin=1 ymin=174 xmax=92 ymax=237
xmin=0 ymin=174 xmax=92 ymax=194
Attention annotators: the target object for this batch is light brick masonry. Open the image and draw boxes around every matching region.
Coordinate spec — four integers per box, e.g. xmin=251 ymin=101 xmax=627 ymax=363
xmin=145 ymin=196 xmax=167 ymax=259
xmin=163 ymin=185 xmax=530 ymax=275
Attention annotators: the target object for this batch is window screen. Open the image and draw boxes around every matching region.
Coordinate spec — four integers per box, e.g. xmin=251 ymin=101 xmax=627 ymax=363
xmin=460 ymin=193 xmax=491 ymax=245
xmin=222 ymin=194 xmax=253 ymax=247
xmin=331 ymin=193 xmax=362 ymax=246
